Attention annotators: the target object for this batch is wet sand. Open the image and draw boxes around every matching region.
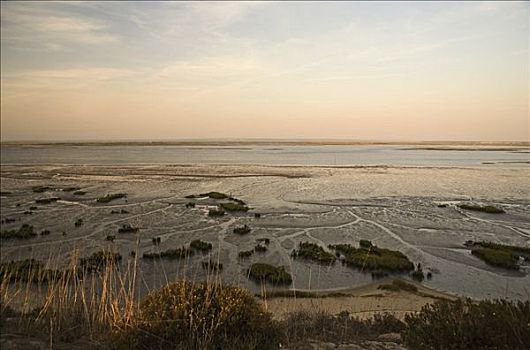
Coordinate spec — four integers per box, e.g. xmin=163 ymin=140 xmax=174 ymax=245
xmin=1 ymin=164 xmax=529 ymax=300
xmin=264 ymin=278 xmax=458 ymax=320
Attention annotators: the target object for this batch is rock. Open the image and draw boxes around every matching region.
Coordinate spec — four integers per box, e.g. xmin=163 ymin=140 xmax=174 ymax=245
xmin=376 ymin=333 xmax=402 ymax=343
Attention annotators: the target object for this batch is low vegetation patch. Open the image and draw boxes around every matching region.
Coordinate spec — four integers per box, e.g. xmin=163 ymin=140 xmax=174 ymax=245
xmin=233 ymin=224 xmax=251 ymax=235
xmin=248 ymin=263 xmax=292 ymax=285
xmin=74 ymin=218 xmax=83 ymax=227
xmin=143 ymin=247 xmax=193 ymax=259
xmin=96 ymin=193 xmax=127 ymax=203
xmin=128 ymin=281 xmax=280 ymax=349
xmin=106 ymin=235 xmax=116 ymax=242
xmin=402 ymin=299 xmax=530 ymax=350
xmin=190 ymin=239 xmax=213 ymax=252
xmin=1 ymin=224 xmax=37 ymax=240
xmin=219 ymin=202 xmax=249 ymax=212
xmin=292 ymin=241 xmax=336 ymax=264
xmin=185 ymin=202 xmax=195 ymax=208
xmin=238 ymin=249 xmax=254 ymax=258
xmin=32 ymin=186 xmax=51 ymax=193
xmin=208 ymin=208 xmax=225 ymax=217
xmin=35 ymin=197 xmax=60 ymax=204
xmin=118 ymin=224 xmax=139 ymax=233
xmin=200 ymin=191 xmax=229 ymax=199
xmin=73 ymin=190 xmax=86 ymax=195
xmin=62 ymin=187 xmax=80 ymax=192
xmin=458 ymin=203 xmax=505 ymax=214
xmin=467 ymin=241 xmax=529 ymax=270
xmin=111 ymin=209 xmax=129 ymax=214
xmin=80 ymin=251 xmax=122 ymax=272
xmin=330 ymin=241 xmax=414 ymax=272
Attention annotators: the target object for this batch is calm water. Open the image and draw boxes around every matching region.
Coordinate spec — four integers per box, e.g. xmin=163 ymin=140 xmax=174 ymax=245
xmin=0 ymin=144 xmax=528 ymax=167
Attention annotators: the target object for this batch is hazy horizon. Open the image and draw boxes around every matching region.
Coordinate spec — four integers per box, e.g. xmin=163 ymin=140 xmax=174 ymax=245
xmin=1 ymin=1 xmax=529 ymax=142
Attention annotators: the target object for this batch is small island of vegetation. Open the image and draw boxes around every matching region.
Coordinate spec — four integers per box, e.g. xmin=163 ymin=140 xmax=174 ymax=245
xmin=248 ymin=263 xmax=292 ymax=285
xmin=96 ymin=193 xmax=127 ymax=203
xmin=291 ymin=241 xmax=336 ymax=264
xmin=458 ymin=204 xmax=505 ymax=214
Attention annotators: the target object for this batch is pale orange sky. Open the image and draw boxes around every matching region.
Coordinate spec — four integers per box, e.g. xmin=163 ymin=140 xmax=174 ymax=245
xmin=1 ymin=1 xmax=529 ymax=141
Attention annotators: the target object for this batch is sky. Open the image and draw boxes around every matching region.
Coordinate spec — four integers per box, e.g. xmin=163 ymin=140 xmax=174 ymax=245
xmin=0 ymin=1 xmax=528 ymax=142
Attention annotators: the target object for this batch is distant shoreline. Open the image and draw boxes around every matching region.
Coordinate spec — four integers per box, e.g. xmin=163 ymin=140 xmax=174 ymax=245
xmin=1 ymin=139 xmax=529 ymax=147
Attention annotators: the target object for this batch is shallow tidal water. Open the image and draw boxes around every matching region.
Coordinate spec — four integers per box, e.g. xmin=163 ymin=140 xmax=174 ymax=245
xmin=1 ymin=145 xmax=529 ymax=300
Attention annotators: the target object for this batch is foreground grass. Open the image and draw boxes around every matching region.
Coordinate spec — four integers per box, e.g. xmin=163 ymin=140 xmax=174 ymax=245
xmin=1 ymin=255 xmax=529 ymax=350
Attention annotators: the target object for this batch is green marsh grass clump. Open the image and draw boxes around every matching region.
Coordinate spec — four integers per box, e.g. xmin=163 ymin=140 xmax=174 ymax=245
xmin=233 ymin=224 xmax=251 ymax=235
xmin=190 ymin=239 xmax=213 ymax=252
xmin=143 ymin=247 xmax=193 ymax=259
xmin=79 ymin=251 xmax=122 ymax=272
xmin=208 ymin=208 xmax=225 ymax=217
xmin=32 ymin=186 xmax=50 ymax=193
xmin=467 ymin=241 xmax=529 ymax=270
xmin=200 ymin=191 xmax=229 ymax=199
xmin=118 ymin=224 xmax=139 ymax=233
xmin=131 ymin=281 xmax=280 ymax=350
xmin=458 ymin=203 xmax=505 ymax=214
xmin=402 ymin=299 xmax=530 ymax=350
xmin=238 ymin=249 xmax=254 ymax=258
xmin=248 ymin=263 xmax=292 ymax=285
xmin=111 ymin=209 xmax=129 ymax=214
xmin=1 ymin=224 xmax=36 ymax=240
xmin=219 ymin=202 xmax=249 ymax=212
xmin=74 ymin=218 xmax=83 ymax=227
xmin=73 ymin=190 xmax=86 ymax=195
xmin=62 ymin=187 xmax=80 ymax=192
xmin=291 ymin=241 xmax=336 ymax=264
xmin=330 ymin=242 xmax=414 ymax=272
xmin=35 ymin=197 xmax=59 ymax=204
xmin=96 ymin=193 xmax=127 ymax=203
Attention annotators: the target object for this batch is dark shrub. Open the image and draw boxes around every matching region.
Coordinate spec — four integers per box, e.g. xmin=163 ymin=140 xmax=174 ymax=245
xmin=402 ymin=299 xmax=530 ymax=350
xmin=378 ymin=279 xmax=417 ymax=292
xmin=74 ymin=218 xmax=83 ymax=227
xmin=131 ymin=281 xmax=281 ymax=349
xmin=1 ymin=224 xmax=36 ymax=240
xmin=248 ymin=263 xmax=292 ymax=285
xmin=190 ymin=239 xmax=212 ymax=252
xmin=35 ymin=197 xmax=59 ymax=204
xmin=219 ymin=202 xmax=249 ymax=212
xmin=233 ymin=224 xmax=251 ymax=235
xmin=208 ymin=208 xmax=225 ymax=217
xmin=238 ymin=249 xmax=254 ymax=258
xmin=118 ymin=224 xmax=139 ymax=233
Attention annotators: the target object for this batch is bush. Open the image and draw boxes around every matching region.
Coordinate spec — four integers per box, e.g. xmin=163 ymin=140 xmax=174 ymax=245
xmin=219 ymin=202 xmax=249 ymax=212
xmin=291 ymin=241 xmax=336 ymax=264
xmin=281 ymin=311 xmax=405 ymax=346
xmin=96 ymin=193 xmax=126 ymax=203
xmin=208 ymin=208 xmax=225 ymax=217
xmin=238 ymin=250 xmax=254 ymax=258
xmin=1 ymin=224 xmax=36 ymax=240
xmin=118 ymin=224 xmax=139 ymax=233
xmin=248 ymin=263 xmax=292 ymax=285
xmin=130 ymin=281 xmax=281 ymax=349
xmin=402 ymin=299 xmax=530 ymax=350
xmin=143 ymin=247 xmax=193 ymax=259
xmin=35 ymin=197 xmax=59 ymax=204
xmin=190 ymin=239 xmax=213 ymax=252
xmin=80 ymin=251 xmax=121 ymax=272
xmin=233 ymin=224 xmax=251 ymax=235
